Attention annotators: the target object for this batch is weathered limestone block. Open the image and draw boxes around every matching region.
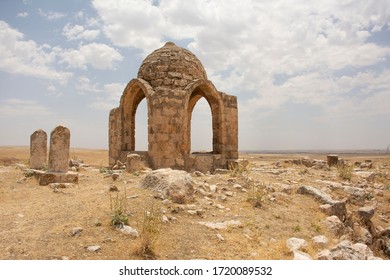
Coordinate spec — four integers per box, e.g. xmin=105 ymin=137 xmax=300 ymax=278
xmin=297 ymin=185 xmax=347 ymax=221
xmin=327 ymin=154 xmax=339 ymax=167
xmin=30 ymin=129 xmax=47 ymax=169
xmin=48 ymin=125 xmax=70 ymax=173
xmin=126 ymin=154 xmax=144 ymax=172
xmin=39 ymin=171 xmax=78 ymax=186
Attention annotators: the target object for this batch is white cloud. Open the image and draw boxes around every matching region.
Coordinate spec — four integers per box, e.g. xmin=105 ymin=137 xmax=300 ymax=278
xmin=38 ymin=9 xmax=66 ymax=20
xmin=63 ymin=23 xmax=100 ymax=41
xmin=90 ymin=82 xmax=126 ymax=110
xmin=0 ymin=21 xmax=72 ymax=84
xmin=17 ymin=12 xmax=29 ymax=18
xmin=76 ymin=76 xmax=102 ymax=94
xmin=59 ymin=43 xmax=123 ymax=70
xmin=0 ymin=99 xmax=53 ymax=117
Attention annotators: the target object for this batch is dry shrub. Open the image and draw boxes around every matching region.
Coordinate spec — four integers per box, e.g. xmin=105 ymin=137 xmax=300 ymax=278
xmin=338 ymin=163 xmax=354 ymax=181
xmin=134 ymin=203 xmax=161 ymax=259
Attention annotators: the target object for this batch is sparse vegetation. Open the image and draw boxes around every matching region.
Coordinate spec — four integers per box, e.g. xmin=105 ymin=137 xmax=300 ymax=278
xmin=338 ymin=163 xmax=354 ymax=181
xmin=135 ymin=203 xmax=161 ymax=260
xmin=110 ymin=188 xmax=129 ymax=228
xmin=228 ymin=161 xmax=250 ymax=177
xmin=245 ymin=177 xmax=267 ymax=208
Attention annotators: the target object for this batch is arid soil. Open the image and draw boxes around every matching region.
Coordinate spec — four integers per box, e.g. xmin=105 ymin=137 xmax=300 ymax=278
xmin=0 ymin=147 xmax=389 ymax=260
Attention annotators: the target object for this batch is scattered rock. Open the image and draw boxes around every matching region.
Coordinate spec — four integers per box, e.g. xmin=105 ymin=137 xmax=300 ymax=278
xmin=297 ymin=185 xmax=347 ymax=220
xmin=193 ymin=171 xmax=204 ymax=177
xmin=293 ymin=250 xmax=312 ymax=260
xmin=161 ymin=215 xmax=169 ymax=223
xmin=216 ymin=234 xmax=225 ymax=241
xmin=109 ymin=185 xmax=119 ymax=192
xmin=355 ymin=226 xmax=372 ymax=245
xmin=327 ymin=240 xmax=377 ymax=260
xmin=286 ymin=237 xmax=308 ymax=252
xmin=49 ymin=183 xmax=73 ymax=189
xmin=86 ymin=245 xmax=101 ymax=252
xmin=119 ymin=226 xmax=139 ymax=237
xmin=209 ymin=184 xmax=217 ymax=193
xmin=312 ymin=235 xmax=328 ymax=248
xmin=111 ymin=173 xmax=120 ymax=181
xmin=323 ymin=215 xmax=345 ymax=236
xmin=357 ymin=206 xmax=375 ymax=222
xmin=140 ymin=168 xmax=195 ymax=204
xmin=214 ymin=169 xmax=229 ymax=175
xmin=198 ymin=220 xmax=241 ymax=230
xmin=71 ymin=227 xmax=83 ymax=237
xmin=355 ymin=171 xmax=376 ymax=183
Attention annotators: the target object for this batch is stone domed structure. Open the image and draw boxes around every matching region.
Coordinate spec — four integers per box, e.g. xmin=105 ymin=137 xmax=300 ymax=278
xmin=109 ymin=42 xmax=238 ymax=172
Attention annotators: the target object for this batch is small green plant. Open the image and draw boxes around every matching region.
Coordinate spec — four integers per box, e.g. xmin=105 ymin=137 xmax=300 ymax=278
xmin=246 ymin=179 xmax=267 ymax=208
xmin=292 ymin=225 xmax=301 ymax=232
xmin=228 ymin=161 xmax=250 ymax=177
xmin=338 ymin=163 xmax=354 ymax=181
xmin=298 ymin=168 xmax=309 ymax=175
xmin=365 ymin=192 xmax=374 ymax=201
xmin=110 ymin=189 xmax=129 ymax=228
xmin=100 ymin=166 xmax=114 ymax=175
xmin=135 ymin=203 xmax=161 ymax=259
xmin=310 ymin=222 xmax=322 ymax=234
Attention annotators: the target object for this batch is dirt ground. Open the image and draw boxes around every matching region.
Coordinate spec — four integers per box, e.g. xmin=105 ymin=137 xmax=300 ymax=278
xmin=0 ymin=146 xmax=389 ymax=260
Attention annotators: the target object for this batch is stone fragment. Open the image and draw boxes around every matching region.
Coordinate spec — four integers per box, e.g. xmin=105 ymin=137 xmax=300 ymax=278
xmin=30 ymin=129 xmax=47 ymax=169
xmin=286 ymin=237 xmax=308 ymax=252
xmin=328 ymin=240 xmax=376 ymax=260
xmin=48 ymin=125 xmax=70 ymax=173
xmin=109 ymin=185 xmax=119 ymax=192
xmin=119 ymin=226 xmax=139 ymax=237
xmin=86 ymin=245 xmax=101 ymax=252
xmin=198 ymin=220 xmax=242 ymax=230
xmin=71 ymin=227 xmax=83 ymax=237
xmin=312 ymin=235 xmax=329 ymax=249
xmin=316 ymin=249 xmax=331 ymax=260
xmin=216 ymin=234 xmax=225 ymax=241
xmin=293 ymin=250 xmax=312 ymax=260
xmin=39 ymin=172 xmax=78 ymax=186
xmin=323 ymin=215 xmax=345 ymax=236
xmin=49 ymin=183 xmax=73 ymax=189
xmin=140 ymin=168 xmax=195 ymax=204
xmin=355 ymin=171 xmax=376 ymax=183
xmin=126 ymin=154 xmax=144 ymax=172
xmin=297 ymin=185 xmax=346 ymax=220
xmin=327 ymin=154 xmax=339 ymax=167
xmin=357 ymin=206 xmax=375 ymax=222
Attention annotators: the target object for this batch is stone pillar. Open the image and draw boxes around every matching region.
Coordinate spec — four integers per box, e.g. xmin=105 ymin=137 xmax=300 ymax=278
xmin=30 ymin=129 xmax=47 ymax=169
xmin=48 ymin=125 xmax=70 ymax=173
xmin=327 ymin=154 xmax=339 ymax=167
xmin=126 ymin=154 xmax=143 ymax=172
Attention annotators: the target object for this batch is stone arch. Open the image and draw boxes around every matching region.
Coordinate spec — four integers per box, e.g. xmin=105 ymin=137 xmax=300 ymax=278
xmin=184 ymin=79 xmax=225 ymax=155
xmin=120 ymin=78 xmax=153 ymax=151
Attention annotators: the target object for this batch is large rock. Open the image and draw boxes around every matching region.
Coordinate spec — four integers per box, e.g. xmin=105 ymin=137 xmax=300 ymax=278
xmin=297 ymin=185 xmax=347 ymax=221
xmin=357 ymin=206 xmax=375 ymax=222
xmin=327 ymin=240 xmax=378 ymax=260
xmin=323 ymin=215 xmax=345 ymax=236
xmin=286 ymin=237 xmax=307 ymax=252
xmin=140 ymin=168 xmax=195 ymax=204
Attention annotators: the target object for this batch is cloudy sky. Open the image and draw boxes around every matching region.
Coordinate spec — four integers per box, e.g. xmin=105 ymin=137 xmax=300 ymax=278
xmin=0 ymin=0 xmax=389 ymax=152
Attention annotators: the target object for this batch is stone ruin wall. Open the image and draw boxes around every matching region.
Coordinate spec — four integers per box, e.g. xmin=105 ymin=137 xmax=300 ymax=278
xmin=109 ymin=42 xmax=238 ymax=173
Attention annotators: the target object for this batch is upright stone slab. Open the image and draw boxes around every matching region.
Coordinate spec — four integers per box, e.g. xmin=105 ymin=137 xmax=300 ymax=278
xmin=39 ymin=125 xmax=78 ymax=186
xmin=48 ymin=125 xmax=70 ymax=173
xmin=327 ymin=154 xmax=339 ymax=167
xmin=30 ymin=129 xmax=47 ymax=169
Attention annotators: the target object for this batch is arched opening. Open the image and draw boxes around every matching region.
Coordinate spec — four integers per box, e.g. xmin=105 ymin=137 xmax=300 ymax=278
xmin=121 ymin=83 xmax=147 ymax=151
xmin=135 ymin=98 xmax=148 ymax=151
xmin=186 ymin=83 xmax=223 ymax=155
xmin=190 ymin=97 xmax=212 ymax=153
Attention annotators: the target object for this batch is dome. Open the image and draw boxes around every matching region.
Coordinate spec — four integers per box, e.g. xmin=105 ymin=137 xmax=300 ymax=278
xmin=137 ymin=42 xmax=208 ymax=89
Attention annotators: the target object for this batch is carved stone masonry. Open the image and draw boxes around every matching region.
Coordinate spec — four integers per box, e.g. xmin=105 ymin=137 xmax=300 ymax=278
xmin=109 ymin=42 xmax=238 ymax=172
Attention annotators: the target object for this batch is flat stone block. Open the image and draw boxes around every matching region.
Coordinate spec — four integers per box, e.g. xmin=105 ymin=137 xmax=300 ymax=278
xmin=39 ymin=172 xmax=78 ymax=186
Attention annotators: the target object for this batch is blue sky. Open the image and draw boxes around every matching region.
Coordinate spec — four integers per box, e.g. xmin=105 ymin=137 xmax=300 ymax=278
xmin=0 ymin=0 xmax=389 ymax=151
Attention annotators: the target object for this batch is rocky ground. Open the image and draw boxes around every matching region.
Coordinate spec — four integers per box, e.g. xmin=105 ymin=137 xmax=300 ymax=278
xmin=0 ymin=147 xmax=389 ymax=260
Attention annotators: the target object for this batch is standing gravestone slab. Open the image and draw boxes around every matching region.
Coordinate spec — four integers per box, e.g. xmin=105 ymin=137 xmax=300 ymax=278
xmin=48 ymin=125 xmax=70 ymax=173
xmin=30 ymin=129 xmax=47 ymax=169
